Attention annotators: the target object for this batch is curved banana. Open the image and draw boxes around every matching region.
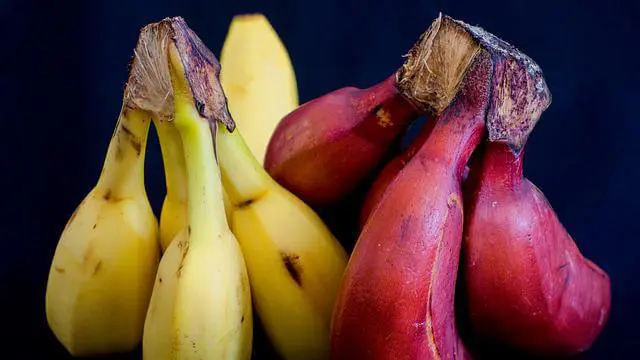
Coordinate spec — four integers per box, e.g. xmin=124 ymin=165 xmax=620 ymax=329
xmin=154 ymin=118 xmax=188 ymax=252
xmin=220 ymin=13 xmax=299 ymax=164
xmin=217 ymin=125 xmax=348 ymax=360
xmin=142 ymin=19 xmax=253 ymax=359
xmin=45 ymin=105 xmax=160 ymax=356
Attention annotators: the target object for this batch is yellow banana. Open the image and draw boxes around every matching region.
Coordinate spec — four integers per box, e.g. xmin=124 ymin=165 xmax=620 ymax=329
xmin=155 ymin=115 xmax=234 ymax=252
xmin=154 ymin=118 xmax=188 ymax=252
xmin=142 ymin=17 xmax=253 ymax=359
xmin=220 ymin=13 xmax=298 ymax=164
xmin=217 ymin=125 xmax=348 ymax=360
xmin=45 ymin=92 xmax=160 ymax=353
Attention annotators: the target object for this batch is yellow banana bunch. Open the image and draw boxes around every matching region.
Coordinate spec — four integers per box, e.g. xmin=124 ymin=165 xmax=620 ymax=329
xmin=219 ymin=14 xmax=348 ymax=359
xmin=220 ymin=13 xmax=299 ymax=164
xmin=141 ymin=17 xmax=253 ymax=359
xmin=44 ymin=31 xmax=163 ymax=356
xmin=47 ymin=12 xmax=343 ymax=360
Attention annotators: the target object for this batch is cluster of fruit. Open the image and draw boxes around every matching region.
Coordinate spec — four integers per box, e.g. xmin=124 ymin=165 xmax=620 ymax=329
xmin=45 ymin=12 xmax=611 ymax=360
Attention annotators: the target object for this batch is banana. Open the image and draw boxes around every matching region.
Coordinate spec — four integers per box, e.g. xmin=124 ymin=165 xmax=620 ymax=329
xmin=155 ymin=115 xmax=234 ymax=252
xmin=45 ymin=105 xmax=160 ymax=355
xmin=217 ymin=124 xmax=349 ymax=360
xmin=44 ymin=23 xmax=173 ymax=355
xmin=220 ymin=13 xmax=299 ymax=164
xmin=154 ymin=117 xmax=188 ymax=252
xmin=142 ymin=17 xmax=253 ymax=359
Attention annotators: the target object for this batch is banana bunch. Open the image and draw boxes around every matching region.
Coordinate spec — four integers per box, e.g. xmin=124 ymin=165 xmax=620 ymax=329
xmin=45 ymin=17 xmax=252 ymax=359
xmin=45 ymin=105 xmax=160 ymax=357
xmin=46 ymin=13 xmax=348 ymax=360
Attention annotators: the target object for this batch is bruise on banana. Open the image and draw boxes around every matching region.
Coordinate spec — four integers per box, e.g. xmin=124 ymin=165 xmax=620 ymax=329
xmin=282 ymin=253 xmax=302 ymax=286
xmin=99 ymin=109 xmax=151 ymax=201
xmin=117 ymin=122 xmax=142 ymax=156
xmin=176 ymin=234 xmax=190 ymax=278
xmin=237 ymin=199 xmax=255 ymax=208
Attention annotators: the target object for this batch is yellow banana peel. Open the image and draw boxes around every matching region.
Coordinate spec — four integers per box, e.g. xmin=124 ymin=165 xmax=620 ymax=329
xmin=220 ymin=13 xmax=299 ymax=165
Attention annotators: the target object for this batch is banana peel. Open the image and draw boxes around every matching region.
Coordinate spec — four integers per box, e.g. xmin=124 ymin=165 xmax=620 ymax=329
xmin=220 ymin=13 xmax=299 ymax=165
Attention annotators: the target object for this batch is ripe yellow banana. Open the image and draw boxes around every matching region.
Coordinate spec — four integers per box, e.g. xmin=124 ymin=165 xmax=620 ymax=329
xmin=45 ymin=95 xmax=160 ymax=353
xmin=154 ymin=118 xmax=188 ymax=252
xmin=155 ymin=116 xmax=234 ymax=252
xmin=142 ymin=17 xmax=253 ymax=359
xmin=220 ymin=13 xmax=298 ymax=164
xmin=217 ymin=124 xmax=348 ymax=360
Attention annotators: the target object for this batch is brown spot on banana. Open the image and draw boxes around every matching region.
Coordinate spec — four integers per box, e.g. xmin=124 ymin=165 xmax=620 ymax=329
xmin=235 ymin=190 xmax=268 ymax=209
xmin=103 ymin=190 xmax=123 ymax=202
xmin=115 ymin=137 xmax=125 ymax=161
xmin=92 ymin=260 xmax=103 ymax=276
xmin=176 ymin=237 xmax=190 ymax=278
xmin=120 ymin=124 xmax=142 ymax=156
xmin=447 ymin=192 xmax=461 ymax=209
xmin=83 ymin=243 xmax=96 ymax=263
xmin=282 ymin=253 xmax=302 ymax=286
xmin=82 ymin=244 xmax=104 ymax=277
xmin=237 ymin=199 xmax=254 ymax=208
xmin=375 ymin=105 xmax=393 ymax=128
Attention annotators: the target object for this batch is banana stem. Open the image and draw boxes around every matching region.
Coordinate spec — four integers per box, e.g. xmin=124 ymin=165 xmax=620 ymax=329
xmin=177 ymin=113 xmax=228 ymax=238
xmin=217 ymin=126 xmax=272 ymax=206
xmin=168 ymin=43 xmax=229 ymax=237
xmin=154 ymin=118 xmax=188 ymax=204
xmin=96 ymin=107 xmax=150 ymax=199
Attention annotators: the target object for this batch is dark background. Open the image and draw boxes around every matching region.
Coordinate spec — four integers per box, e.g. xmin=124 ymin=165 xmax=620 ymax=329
xmin=1 ymin=0 xmax=637 ymax=358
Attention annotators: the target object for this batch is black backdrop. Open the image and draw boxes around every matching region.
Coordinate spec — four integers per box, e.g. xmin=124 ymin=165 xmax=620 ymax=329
xmin=1 ymin=0 xmax=637 ymax=358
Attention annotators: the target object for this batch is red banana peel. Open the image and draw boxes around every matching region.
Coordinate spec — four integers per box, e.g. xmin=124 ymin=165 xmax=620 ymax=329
xmin=462 ymin=130 xmax=611 ymax=356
